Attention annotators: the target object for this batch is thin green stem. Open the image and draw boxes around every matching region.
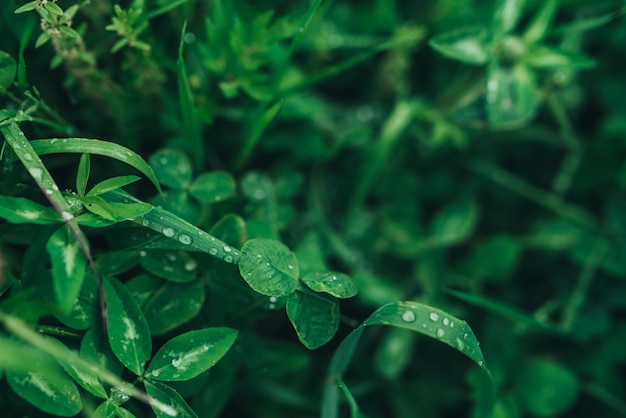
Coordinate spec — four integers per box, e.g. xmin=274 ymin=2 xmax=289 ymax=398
xmin=547 ymin=92 xmax=582 ymax=195
xmin=470 ymin=159 xmax=597 ymax=229
xmin=559 ymin=238 xmax=608 ymax=332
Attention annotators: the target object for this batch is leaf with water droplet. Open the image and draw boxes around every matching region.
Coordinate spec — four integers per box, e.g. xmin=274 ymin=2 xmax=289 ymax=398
xmin=86 ymin=175 xmax=142 ymax=197
xmin=140 ymin=250 xmax=197 ymax=283
xmin=189 ymin=171 xmax=236 ymax=203
xmin=144 ymin=379 xmax=197 ymax=418
xmin=302 ymin=271 xmax=357 ymax=298
xmin=362 ymin=301 xmax=486 ymax=367
xmin=46 ymin=225 xmax=87 ymax=314
xmin=104 ymin=277 xmax=152 ymax=376
xmin=149 ymin=148 xmax=193 ymax=190
xmin=143 ymin=281 xmax=205 ymax=336
xmin=145 ymin=328 xmax=238 ymax=381
xmin=239 ymin=239 xmax=299 ymax=297
xmin=287 ymin=290 xmax=339 ymax=349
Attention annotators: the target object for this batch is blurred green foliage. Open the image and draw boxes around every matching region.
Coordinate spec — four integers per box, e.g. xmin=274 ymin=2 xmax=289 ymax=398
xmin=1 ymin=0 xmax=626 ymax=417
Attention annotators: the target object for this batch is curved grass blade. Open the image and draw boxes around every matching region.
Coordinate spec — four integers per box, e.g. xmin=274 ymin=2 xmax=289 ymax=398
xmin=8 ymin=138 xmax=161 ymax=192
xmin=104 ymin=189 xmax=241 ymax=263
xmin=322 ymin=301 xmax=488 ymax=418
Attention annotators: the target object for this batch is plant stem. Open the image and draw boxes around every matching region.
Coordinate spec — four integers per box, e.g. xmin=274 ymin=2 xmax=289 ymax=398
xmin=547 ymin=92 xmax=582 ymax=195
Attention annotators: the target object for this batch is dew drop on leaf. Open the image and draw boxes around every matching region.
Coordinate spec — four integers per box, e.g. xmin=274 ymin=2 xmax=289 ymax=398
xmin=171 ymin=358 xmax=182 ymax=368
xmin=178 ymin=234 xmax=192 ymax=245
xmin=429 ymin=312 xmax=440 ymax=321
xmin=402 ymin=310 xmax=416 ymax=323
xmin=443 ymin=317 xmax=449 ymax=326
xmin=223 ymin=245 xmax=232 ymax=253
xmin=162 ymin=227 xmax=175 ymax=237
xmin=436 ymin=328 xmax=445 ymax=338
xmin=209 ymin=248 xmax=218 ymax=256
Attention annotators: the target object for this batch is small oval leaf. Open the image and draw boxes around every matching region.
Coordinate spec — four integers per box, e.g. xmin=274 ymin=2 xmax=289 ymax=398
xmin=286 ymin=291 xmax=340 ymax=349
xmin=149 ymin=148 xmax=193 ymax=189
xmin=239 ymin=238 xmax=299 ymax=297
xmin=145 ymin=328 xmax=238 ymax=381
xmin=189 ymin=171 xmax=236 ymax=203
xmin=302 ymin=271 xmax=357 ymax=298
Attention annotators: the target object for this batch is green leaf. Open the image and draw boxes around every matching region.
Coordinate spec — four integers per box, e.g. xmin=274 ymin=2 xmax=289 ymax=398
xmin=486 ymin=62 xmax=538 ymax=129
xmin=87 ymin=175 xmax=142 ymax=197
xmin=362 ymin=301 xmax=487 ymax=366
xmin=374 ymin=328 xmax=416 ymax=379
xmin=149 ymin=148 xmax=193 ymax=189
xmin=46 ymin=225 xmax=87 ymax=313
xmin=143 ymin=281 xmax=205 ymax=336
xmin=18 ymin=138 xmax=161 ymax=193
xmin=56 ymin=342 xmax=108 ymax=399
xmin=429 ymin=26 xmax=490 ymax=65
xmin=94 ymin=401 xmax=136 ymax=418
xmin=35 ymin=32 xmax=51 ymax=48
xmin=145 ymin=328 xmax=238 ymax=381
xmin=6 ymin=354 xmax=82 ymax=417
xmin=189 ymin=171 xmax=237 ymax=203
xmin=301 ymin=272 xmax=357 ymax=298
xmin=239 ymin=238 xmax=299 ymax=297
xmin=522 ymin=0 xmax=557 ymax=44
xmin=14 ymin=1 xmax=37 ymax=13
xmin=0 ymin=196 xmax=62 ymax=224
xmin=517 ymin=358 xmax=579 ymax=416
xmin=103 ymin=277 xmax=152 ymax=375
xmin=493 ymin=0 xmax=526 ymax=36
xmin=139 ymin=250 xmax=198 ymax=283
xmin=43 ymin=1 xmax=64 ymax=16
xmin=144 ymin=379 xmax=198 ymax=418
xmin=76 ymin=153 xmax=90 ymax=197
xmin=104 ymin=189 xmax=241 ymax=263
xmin=464 ymin=235 xmax=520 ymax=281
xmin=0 ymin=50 xmax=17 ymax=90
xmin=52 ymin=271 xmax=98 ymax=330
xmin=287 ymin=290 xmax=340 ymax=349
xmin=526 ymin=46 xmax=596 ymax=70
xmin=430 ymin=197 xmax=479 ymax=246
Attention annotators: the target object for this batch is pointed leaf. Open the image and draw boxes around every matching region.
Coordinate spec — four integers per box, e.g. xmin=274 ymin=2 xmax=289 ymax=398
xmin=302 ymin=272 xmax=357 ymax=298
xmin=144 ymin=379 xmax=198 ymax=418
xmin=145 ymin=328 xmax=238 ymax=381
xmin=104 ymin=277 xmax=152 ymax=375
xmin=431 ymin=197 xmax=479 ymax=246
xmin=6 ymin=355 xmax=82 ymax=416
xmin=76 ymin=153 xmax=90 ymax=197
xmin=363 ymin=301 xmax=486 ymax=367
xmin=522 ymin=0 xmax=557 ymax=44
xmin=493 ymin=0 xmax=526 ymax=36
xmin=526 ymin=46 xmax=596 ymax=69
xmin=239 ymin=238 xmax=299 ymax=297
xmin=46 ymin=225 xmax=87 ymax=313
xmin=0 ymin=196 xmax=61 ymax=224
xmin=189 ymin=171 xmax=237 ymax=203
xmin=87 ymin=175 xmax=142 ymax=197
xmin=287 ymin=290 xmax=340 ymax=349
xmin=429 ymin=26 xmax=490 ymax=65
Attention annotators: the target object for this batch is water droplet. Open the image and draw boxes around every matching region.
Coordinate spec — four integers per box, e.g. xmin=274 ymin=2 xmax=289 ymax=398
xmin=402 ymin=310 xmax=416 ymax=322
xmin=455 ymin=338 xmax=465 ymax=350
xmin=478 ymin=361 xmax=484 ymax=367
xmin=162 ymin=227 xmax=175 ymax=237
xmin=28 ymin=167 xmax=43 ymax=182
xmin=45 ymin=189 xmax=53 ymax=195
xmin=224 ymin=255 xmax=234 ymax=263
xmin=268 ymin=304 xmax=276 ymax=309
xmin=449 ymin=322 xmax=454 ymax=328
xmin=142 ymin=219 xmax=149 ymax=227
xmin=139 ymin=250 xmax=147 ymax=257
xmin=178 ymin=234 xmax=192 ymax=245
xmin=184 ymin=259 xmax=197 ymax=271
xmin=151 ymin=369 xmax=160 ymax=377
xmin=52 ymin=185 xmax=59 ymax=191
xmin=23 ymin=153 xmax=34 ymax=161
xmin=50 ymin=139 xmax=59 ymax=144
xmin=269 ymin=296 xmax=277 ymax=303
xmin=223 ymin=245 xmax=232 ymax=253
xmin=436 ymin=328 xmax=445 ymax=338
xmin=429 ymin=312 xmax=439 ymax=322
xmin=61 ymin=211 xmax=74 ymax=221
xmin=442 ymin=317 xmax=450 ymax=326
xmin=288 ymin=264 xmax=294 ymax=270
xmin=171 ymin=358 xmax=182 ymax=368
xmin=209 ymin=248 xmax=218 ymax=256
